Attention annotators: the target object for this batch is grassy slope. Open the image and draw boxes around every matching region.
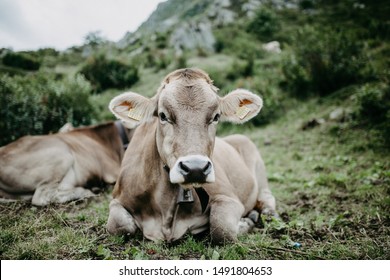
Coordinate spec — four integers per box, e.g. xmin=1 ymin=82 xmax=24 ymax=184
xmin=1 ymin=95 xmax=388 ymax=260
xmin=1 ymin=2 xmax=389 ymax=259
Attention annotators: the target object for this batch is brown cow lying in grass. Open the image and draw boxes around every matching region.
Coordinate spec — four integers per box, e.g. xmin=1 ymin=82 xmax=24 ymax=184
xmin=0 ymin=121 xmax=132 ymax=206
xmin=107 ymin=68 xmax=277 ymax=243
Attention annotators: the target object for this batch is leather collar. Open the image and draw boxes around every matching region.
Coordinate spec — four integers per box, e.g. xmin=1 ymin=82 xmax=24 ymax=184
xmin=163 ymin=165 xmax=209 ymax=213
xmin=114 ymin=120 xmax=129 ymax=150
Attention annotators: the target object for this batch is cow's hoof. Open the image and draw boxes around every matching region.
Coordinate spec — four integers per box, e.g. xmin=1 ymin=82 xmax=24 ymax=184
xmin=238 ymin=217 xmax=255 ymax=235
xmin=248 ymin=210 xmax=260 ymax=223
xmin=262 ymin=208 xmax=280 ymax=219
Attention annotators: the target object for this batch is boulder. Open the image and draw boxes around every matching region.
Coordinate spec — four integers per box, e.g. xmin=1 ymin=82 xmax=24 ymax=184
xmin=170 ymin=20 xmax=216 ymax=54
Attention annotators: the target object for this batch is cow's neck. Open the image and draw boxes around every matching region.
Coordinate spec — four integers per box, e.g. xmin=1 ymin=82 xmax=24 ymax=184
xmin=114 ymin=120 xmax=129 ymax=149
xmin=151 ymin=119 xmax=210 ymax=213
xmin=162 ymin=164 xmax=209 ymax=213
xmin=119 ymin=121 xmax=209 ymax=241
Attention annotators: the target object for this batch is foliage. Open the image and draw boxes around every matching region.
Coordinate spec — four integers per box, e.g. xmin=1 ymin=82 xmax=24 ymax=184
xmin=79 ymin=55 xmax=139 ymax=92
xmin=0 ymin=74 xmax=95 ymax=145
xmin=226 ymin=58 xmax=254 ymax=81
xmin=354 ymin=83 xmax=390 ymax=147
xmin=175 ymin=54 xmax=187 ymax=69
xmin=246 ymin=7 xmax=280 ymax=41
xmin=282 ymin=26 xmax=370 ymax=97
xmin=312 ymin=0 xmax=390 ymax=41
xmin=2 ymin=51 xmax=41 ymax=71
xmin=84 ymin=31 xmax=106 ymax=47
xmin=213 ymin=26 xmax=266 ymax=60
xmin=144 ymin=49 xmax=170 ymax=71
xmin=155 ymin=32 xmax=169 ymax=49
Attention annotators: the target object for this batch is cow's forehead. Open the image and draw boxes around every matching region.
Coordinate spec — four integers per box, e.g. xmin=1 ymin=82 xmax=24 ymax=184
xmin=159 ymin=79 xmax=219 ymax=111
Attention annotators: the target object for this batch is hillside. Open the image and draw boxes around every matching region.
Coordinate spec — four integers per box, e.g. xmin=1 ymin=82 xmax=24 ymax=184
xmin=0 ymin=0 xmax=389 ymax=259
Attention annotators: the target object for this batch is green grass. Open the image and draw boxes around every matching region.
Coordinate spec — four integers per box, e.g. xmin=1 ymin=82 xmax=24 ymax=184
xmin=1 ymin=94 xmax=389 ymax=260
xmin=1 ymin=0 xmax=389 ymax=260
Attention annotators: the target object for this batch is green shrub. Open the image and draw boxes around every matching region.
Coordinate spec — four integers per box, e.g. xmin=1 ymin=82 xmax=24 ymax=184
xmin=282 ymin=26 xmax=370 ymax=97
xmin=80 ymin=55 xmax=139 ymax=92
xmin=247 ymin=7 xmax=280 ymax=41
xmin=0 ymin=74 xmax=95 ymax=146
xmin=253 ymin=89 xmax=283 ymax=126
xmin=355 ymin=83 xmax=390 ymax=146
xmin=2 ymin=52 xmax=41 ymax=71
xmin=155 ymin=33 xmax=168 ymax=49
xmin=214 ymin=26 xmax=265 ymax=60
xmin=175 ymin=55 xmax=187 ymax=69
xmin=281 ymin=52 xmax=311 ymax=98
xmin=226 ymin=58 xmax=254 ymax=81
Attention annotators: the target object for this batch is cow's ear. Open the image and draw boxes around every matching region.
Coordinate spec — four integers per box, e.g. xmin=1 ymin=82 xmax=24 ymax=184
xmin=219 ymin=89 xmax=263 ymax=123
xmin=109 ymin=92 xmax=156 ymax=128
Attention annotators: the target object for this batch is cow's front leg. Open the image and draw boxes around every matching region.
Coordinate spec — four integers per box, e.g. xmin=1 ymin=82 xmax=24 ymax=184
xmin=209 ymin=195 xmax=253 ymax=244
xmin=107 ymin=199 xmax=138 ymax=235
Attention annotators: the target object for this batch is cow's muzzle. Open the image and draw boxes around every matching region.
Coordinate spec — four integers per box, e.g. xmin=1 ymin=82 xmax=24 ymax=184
xmin=169 ymin=155 xmax=215 ymax=185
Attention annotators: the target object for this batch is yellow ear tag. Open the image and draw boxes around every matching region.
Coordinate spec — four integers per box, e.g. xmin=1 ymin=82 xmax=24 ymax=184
xmin=235 ymin=105 xmax=251 ymax=120
xmin=127 ymin=107 xmax=142 ymax=121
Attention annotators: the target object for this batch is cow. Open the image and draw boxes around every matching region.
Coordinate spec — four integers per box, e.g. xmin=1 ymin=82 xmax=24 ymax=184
xmin=0 ymin=121 xmax=133 ymax=206
xmin=107 ymin=68 xmax=277 ymax=244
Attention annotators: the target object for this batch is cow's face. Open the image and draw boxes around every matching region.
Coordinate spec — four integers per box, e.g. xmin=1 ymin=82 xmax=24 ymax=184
xmin=109 ymin=68 xmax=263 ymax=188
xmin=156 ymin=78 xmax=220 ymax=185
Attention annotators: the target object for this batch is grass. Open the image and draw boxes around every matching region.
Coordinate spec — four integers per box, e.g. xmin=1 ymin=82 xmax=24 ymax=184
xmin=1 ymin=93 xmax=389 ymax=260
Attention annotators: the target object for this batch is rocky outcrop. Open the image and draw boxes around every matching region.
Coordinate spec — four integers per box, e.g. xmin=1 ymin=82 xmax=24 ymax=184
xmin=207 ymin=0 xmax=235 ymax=26
xmin=116 ymin=0 xmax=299 ymax=52
xmin=117 ymin=32 xmax=140 ymax=49
xmin=170 ymin=21 xmax=216 ymax=55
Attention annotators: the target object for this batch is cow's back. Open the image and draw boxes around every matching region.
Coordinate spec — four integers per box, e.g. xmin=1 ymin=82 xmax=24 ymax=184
xmin=58 ymin=131 xmax=121 ymax=185
xmin=0 ymin=122 xmax=124 ymax=199
xmin=0 ymin=135 xmax=73 ymax=193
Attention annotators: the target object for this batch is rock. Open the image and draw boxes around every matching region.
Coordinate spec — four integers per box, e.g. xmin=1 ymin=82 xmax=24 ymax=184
xmin=264 ymin=138 xmax=272 ymax=146
xmin=329 ymin=108 xmax=345 ymax=122
xmin=242 ymin=0 xmax=262 ymax=17
xmin=58 ymin=123 xmax=74 ymax=133
xmin=301 ymin=118 xmax=325 ymax=130
xmin=170 ymin=20 xmax=216 ymax=54
xmin=263 ymin=41 xmax=281 ymax=53
xmin=117 ymin=32 xmax=140 ymax=49
xmin=207 ymin=0 xmax=235 ymax=26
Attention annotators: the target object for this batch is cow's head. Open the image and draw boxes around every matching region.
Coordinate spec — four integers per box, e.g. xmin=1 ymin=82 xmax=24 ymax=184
xmin=109 ymin=68 xmax=262 ymax=188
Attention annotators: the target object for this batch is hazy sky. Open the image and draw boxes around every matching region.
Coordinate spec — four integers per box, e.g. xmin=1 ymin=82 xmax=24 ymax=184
xmin=0 ymin=0 xmax=164 ymax=51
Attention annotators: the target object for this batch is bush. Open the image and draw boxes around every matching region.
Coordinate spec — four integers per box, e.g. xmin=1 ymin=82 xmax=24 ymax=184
xmin=355 ymin=83 xmax=390 ymax=146
xmin=281 ymin=52 xmax=311 ymax=98
xmin=252 ymin=89 xmax=283 ymax=126
xmin=2 ymin=52 xmax=41 ymax=71
xmin=0 ymin=74 xmax=95 ymax=146
xmin=175 ymin=55 xmax=187 ymax=69
xmin=214 ymin=26 xmax=266 ymax=60
xmin=247 ymin=7 xmax=280 ymax=41
xmin=226 ymin=58 xmax=254 ymax=81
xmin=80 ymin=55 xmax=139 ymax=92
xmin=282 ymin=26 xmax=370 ymax=97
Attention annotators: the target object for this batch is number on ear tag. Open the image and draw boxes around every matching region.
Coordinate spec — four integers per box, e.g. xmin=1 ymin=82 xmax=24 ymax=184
xmin=235 ymin=105 xmax=251 ymax=120
xmin=127 ymin=108 xmax=142 ymax=121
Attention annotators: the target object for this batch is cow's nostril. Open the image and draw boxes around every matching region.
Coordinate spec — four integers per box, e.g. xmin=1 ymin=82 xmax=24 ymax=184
xmin=203 ymin=161 xmax=212 ymax=175
xmin=179 ymin=161 xmax=190 ymax=174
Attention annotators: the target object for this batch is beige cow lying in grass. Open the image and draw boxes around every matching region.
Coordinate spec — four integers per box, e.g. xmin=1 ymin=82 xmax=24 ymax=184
xmin=107 ymin=68 xmax=277 ymax=243
xmin=0 ymin=121 xmax=132 ymax=206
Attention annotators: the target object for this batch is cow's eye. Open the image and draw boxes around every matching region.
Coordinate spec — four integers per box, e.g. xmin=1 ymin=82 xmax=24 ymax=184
xmin=159 ymin=112 xmax=169 ymax=123
xmin=212 ymin=113 xmax=220 ymax=123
